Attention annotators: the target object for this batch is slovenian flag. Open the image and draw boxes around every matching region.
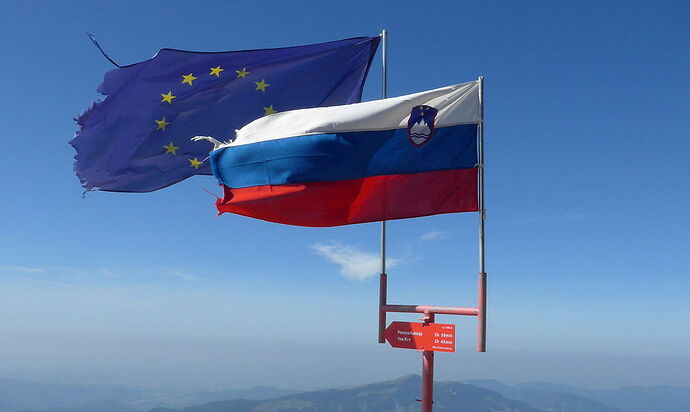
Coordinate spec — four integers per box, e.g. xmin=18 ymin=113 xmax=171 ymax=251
xmin=204 ymin=80 xmax=481 ymax=227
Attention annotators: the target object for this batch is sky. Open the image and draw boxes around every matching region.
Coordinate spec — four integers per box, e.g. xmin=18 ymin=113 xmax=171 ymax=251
xmin=0 ymin=0 xmax=689 ymax=391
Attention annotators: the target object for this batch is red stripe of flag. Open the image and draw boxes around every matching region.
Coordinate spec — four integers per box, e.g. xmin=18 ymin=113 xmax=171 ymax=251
xmin=216 ymin=168 xmax=478 ymax=227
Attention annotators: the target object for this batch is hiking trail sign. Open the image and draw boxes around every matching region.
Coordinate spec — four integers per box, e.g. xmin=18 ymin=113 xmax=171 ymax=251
xmin=384 ymin=321 xmax=456 ymax=352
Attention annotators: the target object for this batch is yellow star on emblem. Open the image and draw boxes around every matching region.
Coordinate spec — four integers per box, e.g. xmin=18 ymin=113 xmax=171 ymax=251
xmin=263 ymin=105 xmax=277 ymax=116
xmin=236 ymin=68 xmax=250 ymax=78
xmin=188 ymin=157 xmax=203 ymax=169
xmin=161 ymin=91 xmax=176 ymax=104
xmin=181 ymin=73 xmax=197 ymax=86
xmin=210 ymin=66 xmax=224 ymax=77
xmin=155 ymin=117 xmax=170 ymax=131
xmin=163 ymin=142 xmax=179 ymax=155
xmin=254 ymin=79 xmax=270 ymax=92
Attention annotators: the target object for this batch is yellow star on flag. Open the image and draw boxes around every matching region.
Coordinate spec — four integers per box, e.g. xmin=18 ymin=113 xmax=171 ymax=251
xmin=188 ymin=157 xmax=203 ymax=169
xmin=181 ymin=73 xmax=197 ymax=86
xmin=210 ymin=66 xmax=224 ymax=77
xmin=236 ymin=68 xmax=250 ymax=78
xmin=254 ymin=79 xmax=270 ymax=92
xmin=163 ymin=142 xmax=179 ymax=155
xmin=155 ymin=117 xmax=170 ymax=131
xmin=263 ymin=105 xmax=277 ymax=116
xmin=161 ymin=91 xmax=176 ymax=104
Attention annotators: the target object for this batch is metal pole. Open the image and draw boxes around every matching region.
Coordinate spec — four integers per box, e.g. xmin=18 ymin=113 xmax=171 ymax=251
xmin=378 ymin=272 xmax=387 ymax=343
xmin=381 ymin=29 xmax=388 ymax=99
xmin=421 ymin=313 xmax=435 ymax=412
xmin=378 ymin=29 xmax=389 ymax=344
xmin=477 ymin=76 xmax=487 ymax=352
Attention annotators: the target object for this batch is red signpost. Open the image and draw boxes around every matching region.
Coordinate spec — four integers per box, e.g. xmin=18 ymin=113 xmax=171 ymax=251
xmin=377 ymin=30 xmax=486 ymax=412
xmin=384 ymin=322 xmax=455 ymax=352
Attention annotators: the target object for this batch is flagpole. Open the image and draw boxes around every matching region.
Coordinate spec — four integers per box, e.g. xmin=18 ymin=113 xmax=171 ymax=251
xmin=477 ymin=76 xmax=487 ymax=352
xmin=378 ymin=29 xmax=389 ymax=344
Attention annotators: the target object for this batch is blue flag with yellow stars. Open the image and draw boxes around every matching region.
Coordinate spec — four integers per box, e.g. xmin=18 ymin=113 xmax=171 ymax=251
xmin=71 ymin=36 xmax=380 ymax=192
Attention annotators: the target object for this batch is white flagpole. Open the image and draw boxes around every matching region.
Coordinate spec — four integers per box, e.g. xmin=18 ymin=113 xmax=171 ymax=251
xmin=477 ymin=76 xmax=487 ymax=352
xmin=378 ymin=29 xmax=388 ymax=344
xmin=381 ymin=29 xmax=388 ymax=274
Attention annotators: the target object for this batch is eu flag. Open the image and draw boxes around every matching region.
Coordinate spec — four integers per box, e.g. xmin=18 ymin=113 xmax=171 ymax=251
xmin=71 ymin=36 xmax=380 ymax=192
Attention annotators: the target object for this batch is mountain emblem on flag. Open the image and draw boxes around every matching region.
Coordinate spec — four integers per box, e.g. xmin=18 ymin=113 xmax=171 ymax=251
xmin=407 ymin=105 xmax=438 ymax=146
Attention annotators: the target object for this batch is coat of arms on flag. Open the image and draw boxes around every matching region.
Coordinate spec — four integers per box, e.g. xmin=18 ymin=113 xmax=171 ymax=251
xmin=407 ymin=105 xmax=438 ymax=146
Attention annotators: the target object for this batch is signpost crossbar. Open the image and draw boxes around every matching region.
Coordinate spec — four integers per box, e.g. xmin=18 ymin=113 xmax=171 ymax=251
xmin=382 ymin=305 xmax=479 ymax=316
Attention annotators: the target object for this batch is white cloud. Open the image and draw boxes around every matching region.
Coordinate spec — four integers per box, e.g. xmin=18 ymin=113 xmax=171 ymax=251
xmin=0 ymin=265 xmax=45 ymax=273
xmin=420 ymin=231 xmax=450 ymax=241
xmin=167 ymin=270 xmax=201 ymax=281
xmin=98 ymin=269 xmax=117 ymax=278
xmin=311 ymin=241 xmax=397 ymax=281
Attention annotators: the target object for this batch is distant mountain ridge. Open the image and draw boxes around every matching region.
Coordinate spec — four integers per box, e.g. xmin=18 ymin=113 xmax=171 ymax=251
xmin=0 ymin=377 xmax=144 ymax=411
xmin=23 ymin=400 xmax=136 ymax=412
xmin=150 ymin=375 xmax=543 ymax=412
xmin=466 ymin=379 xmax=690 ymax=412
xmin=170 ymin=387 xmax=301 ymax=408
xmin=0 ymin=378 xmax=296 ymax=412
xmin=2 ymin=374 xmax=689 ymax=412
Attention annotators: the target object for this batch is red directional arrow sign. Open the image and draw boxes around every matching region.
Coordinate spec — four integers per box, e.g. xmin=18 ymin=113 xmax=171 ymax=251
xmin=384 ymin=322 xmax=456 ymax=352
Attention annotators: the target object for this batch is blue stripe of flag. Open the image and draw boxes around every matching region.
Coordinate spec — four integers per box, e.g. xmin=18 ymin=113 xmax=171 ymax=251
xmin=211 ymin=123 xmax=478 ymax=188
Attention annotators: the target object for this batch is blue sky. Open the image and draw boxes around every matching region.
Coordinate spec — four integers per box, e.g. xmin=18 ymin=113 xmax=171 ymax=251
xmin=0 ymin=0 xmax=689 ymax=389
